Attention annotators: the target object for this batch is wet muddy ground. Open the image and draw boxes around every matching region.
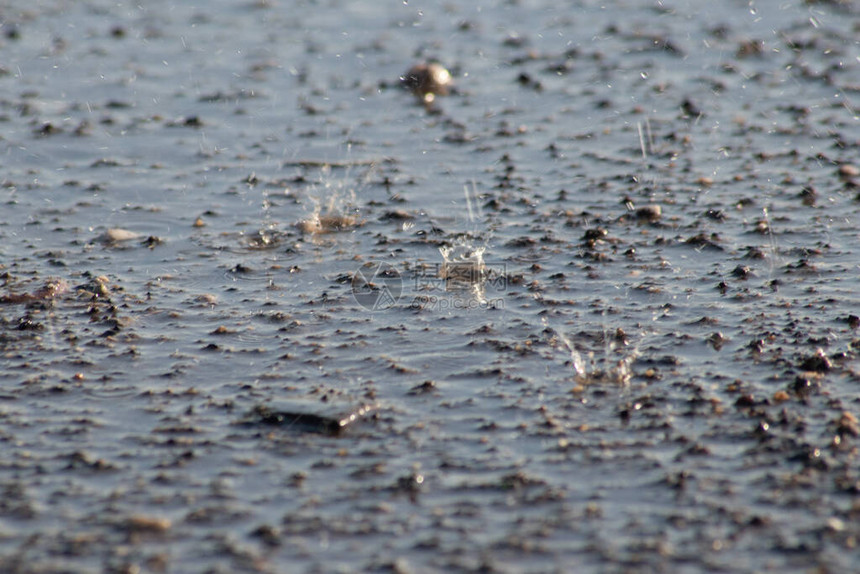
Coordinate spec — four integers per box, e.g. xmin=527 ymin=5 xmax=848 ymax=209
xmin=1 ymin=1 xmax=860 ymax=572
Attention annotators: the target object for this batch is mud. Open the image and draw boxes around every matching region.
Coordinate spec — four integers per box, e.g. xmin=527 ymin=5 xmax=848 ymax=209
xmin=1 ymin=1 xmax=860 ymax=573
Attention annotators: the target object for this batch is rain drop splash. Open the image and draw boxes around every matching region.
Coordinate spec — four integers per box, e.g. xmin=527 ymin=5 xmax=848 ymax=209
xmin=298 ymin=164 xmax=362 ymax=236
xmin=546 ymin=318 xmax=640 ymax=386
xmin=557 ymin=328 xmax=588 ymax=381
xmin=439 ymin=243 xmax=487 ymax=288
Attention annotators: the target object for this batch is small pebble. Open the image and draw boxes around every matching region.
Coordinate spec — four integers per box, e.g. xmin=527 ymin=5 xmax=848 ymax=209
xmin=635 ymin=204 xmax=662 ymax=222
xmin=798 ymin=349 xmax=831 ymax=373
xmin=838 ymin=164 xmax=859 ymax=179
xmin=99 ymin=228 xmax=141 ymax=244
xmin=124 ymin=515 xmax=171 ymax=535
xmin=401 ymin=62 xmax=452 ymax=104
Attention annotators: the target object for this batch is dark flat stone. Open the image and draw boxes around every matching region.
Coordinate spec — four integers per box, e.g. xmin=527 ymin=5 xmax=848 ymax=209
xmin=241 ymin=402 xmax=376 ymax=436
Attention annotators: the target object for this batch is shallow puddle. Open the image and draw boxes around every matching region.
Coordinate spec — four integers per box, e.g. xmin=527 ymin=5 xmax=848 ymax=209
xmin=1 ymin=1 xmax=860 ymax=572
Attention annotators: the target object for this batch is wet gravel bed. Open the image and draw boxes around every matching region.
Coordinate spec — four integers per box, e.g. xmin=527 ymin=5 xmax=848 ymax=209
xmin=1 ymin=1 xmax=860 ymax=572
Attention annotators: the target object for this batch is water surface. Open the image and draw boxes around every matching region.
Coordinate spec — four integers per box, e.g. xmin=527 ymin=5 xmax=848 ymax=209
xmin=2 ymin=1 xmax=860 ymax=572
